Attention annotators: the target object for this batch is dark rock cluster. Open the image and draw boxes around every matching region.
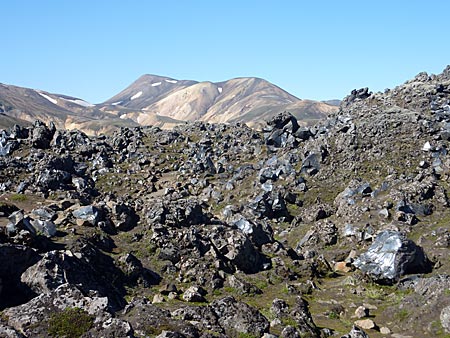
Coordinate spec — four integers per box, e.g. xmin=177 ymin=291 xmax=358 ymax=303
xmin=0 ymin=66 xmax=450 ymax=337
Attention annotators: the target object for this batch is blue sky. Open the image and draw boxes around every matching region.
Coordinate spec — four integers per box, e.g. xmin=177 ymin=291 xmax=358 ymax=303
xmin=2 ymin=0 xmax=449 ymax=103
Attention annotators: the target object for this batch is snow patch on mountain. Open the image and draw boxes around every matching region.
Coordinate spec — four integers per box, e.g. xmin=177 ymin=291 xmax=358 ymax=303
xmin=61 ymin=98 xmax=94 ymax=107
xmin=131 ymin=91 xmax=143 ymax=100
xmin=37 ymin=92 xmax=57 ymax=105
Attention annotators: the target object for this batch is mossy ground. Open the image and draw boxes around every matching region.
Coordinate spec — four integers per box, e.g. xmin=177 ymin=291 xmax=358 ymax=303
xmin=47 ymin=307 xmax=94 ymax=338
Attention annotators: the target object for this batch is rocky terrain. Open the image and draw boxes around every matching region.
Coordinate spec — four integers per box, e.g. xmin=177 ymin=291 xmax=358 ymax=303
xmin=0 ymin=66 xmax=450 ymax=338
xmin=0 ymin=75 xmax=337 ymax=134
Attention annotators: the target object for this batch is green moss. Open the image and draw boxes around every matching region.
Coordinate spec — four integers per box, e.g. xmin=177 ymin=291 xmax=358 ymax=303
xmin=48 ymin=307 xmax=94 ymax=338
xmin=237 ymin=333 xmax=259 ymax=338
xmin=0 ymin=311 xmax=9 ymax=323
xmin=281 ymin=317 xmax=298 ymax=327
xmin=327 ymin=311 xmax=340 ymax=319
xmin=223 ymin=286 xmax=237 ymax=294
xmin=395 ymin=309 xmax=410 ymax=322
xmin=254 ymin=280 xmax=268 ymax=290
xmin=10 ymin=193 xmax=27 ymax=202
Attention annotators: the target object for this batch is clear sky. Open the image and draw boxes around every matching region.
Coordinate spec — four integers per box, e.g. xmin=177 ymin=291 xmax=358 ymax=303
xmin=2 ymin=0 xmax=450 ymax=103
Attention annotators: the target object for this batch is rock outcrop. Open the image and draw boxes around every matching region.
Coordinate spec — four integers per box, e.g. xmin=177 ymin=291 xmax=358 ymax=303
xmin=1 ymin=65 xmax=450 ymax=337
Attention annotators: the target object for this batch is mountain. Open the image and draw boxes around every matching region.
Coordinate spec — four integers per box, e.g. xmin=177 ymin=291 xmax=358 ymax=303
xmin=0 ymin=75 xmax=338 ymax=133
xmin=103 ymin=74 xmax=198 ymax=109
xmin=0 ymin=83 xmax=139 ymax=135
xmin=100 ymin=75 xmax=338 ymax=129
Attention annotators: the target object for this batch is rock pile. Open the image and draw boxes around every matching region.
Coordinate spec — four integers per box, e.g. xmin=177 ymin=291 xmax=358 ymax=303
xmin=0 ymin=65 xmax=450 ymax=337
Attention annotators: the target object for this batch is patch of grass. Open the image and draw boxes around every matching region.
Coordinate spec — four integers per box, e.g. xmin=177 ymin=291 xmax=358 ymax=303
xmin=281 ymin=317 xmax=298 ymax=327
xmin=0 ymin=311 xmax=9 ymax=322
xmin=364 ymin=285 xmax=385 ymax=300
xmin=237 ymin=333 xmax=259 ymax=338
xmin=395 ymin=308 xmax=410 ymax=322
xmin=143 ymin=323 xmax=176 ymax=336
xmin=327 ymin=311 xmax=340 ymax=319
xmin=48 ymin=307 xmax=94 ymax=338
xmin=254 ymin=280 xmax=268 ymax=290
xmin=10 ymin=193 xmax=27 ymax=202
xmin=223 ymin=286 xmax=237 ymax=294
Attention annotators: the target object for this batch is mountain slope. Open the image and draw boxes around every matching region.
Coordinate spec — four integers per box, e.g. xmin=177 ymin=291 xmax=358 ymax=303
xmin=105 ymin=75 xmax=338 ymax=127
xmin=0 ymin=83 xmax=139 ymax=135
xmin=103 ymin=74 xmax=198 ymax=109
xmin=0 ymin=75 xmax=338 ymax=132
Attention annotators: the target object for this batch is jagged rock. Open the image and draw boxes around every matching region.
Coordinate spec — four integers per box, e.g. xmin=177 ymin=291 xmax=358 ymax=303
xmin=0 ymin=323 xmax=24 ymax=338
xmin=289 ymin=297 xmax=320 ymax=337
xmin=210 ymin=296 xmax=269 ymax=336
xmin=30 ymin=120 xmax=55 ymax=149
xmin=6 ymin=210 xmax=36 ymax=238
xmin=440 ymin=305 xmax=450 ymax=333
xmin=106 ymin=200 xmax=138 ymax=231
xmin=342 ymin=87 xmax=372 ymax=106
xmin=354 ymin=306 xmax=369 ymax=318
xmin=3 ymin=283 xmax=110 ymax=337
xmin=0 ymin=244 xmax=40 ymax=308
xmin=72 ymin=205 xmax=100 ymax=226
xmin=121 ymin=298 xmax=199 ymax=337
xmin=182 ymin=285 xmax=206 ymax=303
xmin=19 ymin=244 xmax=129 ymax=310
xmin=354 ymin=319 xmax=376 ymax=330
xmin=227 ymin=275 xmax=262 ymax=296
xmin=1 ymin=66 xmax=450 ymax=338
xmin=265 ymin=112 xmax=300 ymax=148
xmin=353 ymin=230 xmax=431 ymax=283
xmin=340 ymin=325 xmax=370 ymax=338
xmin=152 ymin=294 xmax=165 ymax=304
xmin=296 ymin=221 xmax=337 ymax=251
xmin=210 ymin=227 xmax=264 ymax=273
xmin=0 ymin=130 xmax=19 ymax=157
xmin=35 ymin=168 xmax=72 ymax=192
xmin=146 ymin=200 xmax=210 ymax=227
xmin=119 ymin=252 xmax=159 ymax=287
xmin=270 ymin=298 xmax=289 ymax=317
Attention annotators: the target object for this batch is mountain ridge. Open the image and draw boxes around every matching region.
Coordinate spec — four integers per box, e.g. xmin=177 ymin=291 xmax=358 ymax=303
xmin=0 ymin=75 xmax=338 ymax=133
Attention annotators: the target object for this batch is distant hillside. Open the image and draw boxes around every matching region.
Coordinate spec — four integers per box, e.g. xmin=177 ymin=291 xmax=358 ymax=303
xmin=0 ymin=75 xmax=338 ymax=132
xmin=100 ymin=75 xmax=338 ymax=128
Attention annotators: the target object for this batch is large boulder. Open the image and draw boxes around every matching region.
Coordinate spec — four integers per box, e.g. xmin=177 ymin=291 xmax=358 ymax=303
xmin=2 ymin=283 xmax=117 ymax=337
xmin=210 ymin=296 xmax=270 ymax=337
xmin=30 ymin=120 xmax=55 ymax=149
xmin=210 ymin=228 xmax=264 ymax=273
xmin=353 ymin=230 xmax=431 ymax=283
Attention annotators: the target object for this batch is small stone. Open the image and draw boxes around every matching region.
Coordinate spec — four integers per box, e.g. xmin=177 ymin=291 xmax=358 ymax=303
xmin=362 ymin=303 xmax=377 ymax=310
xmin=152 ymin=294 xmax=165 ymax=304
xmin=354 ymin=306 xmax=369 ymax=318
xmin=270 ymin=318 xmax=282 ymax=327
xmin=380 ymin=326 xmax=391 ymax=334
xmin=422 ymin=141 xmax=432 ymax=151
xmin=167 ymin=292 xmax=178 ymax=300
xmin=182 ymin=286 xmax=206 ymax=302
xmin=418 ymin=160 xmax=429 ymax=168
xmin=263 ymin=334 xmax=278 ymax=338
xmin=334 ymin=261 xmax=352 ymax=273
xmin=159 ymin=283 xmax=178 ymax=295
xmin=354 ymin=318 xmax=376 ymax=330
xmin=441 ymin=305 xmax=450 ymax=333
xmin=378 ymin=208 xmax=390 ymax=219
